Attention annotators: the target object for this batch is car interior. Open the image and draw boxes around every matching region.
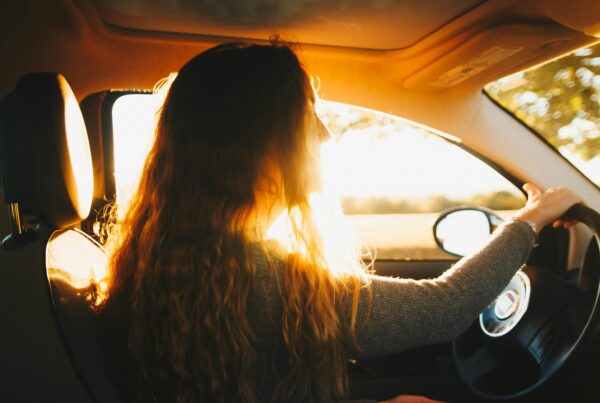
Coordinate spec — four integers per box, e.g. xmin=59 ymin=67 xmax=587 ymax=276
xmin=1 ymin=0 xmax=600 ymax=402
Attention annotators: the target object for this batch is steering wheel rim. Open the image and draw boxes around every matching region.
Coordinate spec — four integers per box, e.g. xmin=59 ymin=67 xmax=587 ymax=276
xmin=452 ymin=203 xmax=600 ymax=401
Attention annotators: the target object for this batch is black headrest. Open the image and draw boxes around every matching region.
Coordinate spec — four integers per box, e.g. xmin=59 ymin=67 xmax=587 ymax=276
xmin=0 ymin=73 xmax=93 ymax=228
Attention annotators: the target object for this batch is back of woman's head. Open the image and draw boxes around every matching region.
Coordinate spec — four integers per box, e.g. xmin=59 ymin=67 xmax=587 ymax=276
xmin=101 ymin=42 xmax=361 ymax=403
xmin=157 ymin=43 xmax=314 ymax=229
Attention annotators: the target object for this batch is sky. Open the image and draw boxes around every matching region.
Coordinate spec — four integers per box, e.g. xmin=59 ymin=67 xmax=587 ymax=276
xmin=318 ymin=103 xmax=518 ymax=200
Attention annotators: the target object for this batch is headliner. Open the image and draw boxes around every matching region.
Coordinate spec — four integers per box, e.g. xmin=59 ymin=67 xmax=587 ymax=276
xmin=93 ymin=0 xmax=485 ymax=50
xmin=0 ymin=0 xmax=599 ymax=101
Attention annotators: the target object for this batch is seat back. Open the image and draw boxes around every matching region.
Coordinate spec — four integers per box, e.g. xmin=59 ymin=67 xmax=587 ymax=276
xmin=0 ymin=226 xmax=92 ymax=400
xmin=47 ymin=228 xmax=120 ymax=402
xmin=0 ymin=73 xmax=119 ymax=401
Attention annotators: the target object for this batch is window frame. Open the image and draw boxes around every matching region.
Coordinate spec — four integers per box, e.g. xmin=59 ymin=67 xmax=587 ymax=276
xmin=85 ymin=89 xmax=152 ymax=201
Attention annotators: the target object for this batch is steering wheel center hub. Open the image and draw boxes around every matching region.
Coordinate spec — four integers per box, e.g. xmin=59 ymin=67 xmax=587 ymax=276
xmin=494 ymin=289 xmax=520 ymax=319
xmin=480 ymin=271 xmax=531 ymax=337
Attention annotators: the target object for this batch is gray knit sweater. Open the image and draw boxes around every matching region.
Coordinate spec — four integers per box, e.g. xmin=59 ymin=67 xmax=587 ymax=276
xmin=247 ymin=220 xmax=536 ymax=400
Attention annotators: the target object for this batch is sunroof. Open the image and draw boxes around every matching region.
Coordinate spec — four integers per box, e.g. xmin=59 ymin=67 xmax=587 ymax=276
xmin=93 ymin=0 xmax=484 ymax=50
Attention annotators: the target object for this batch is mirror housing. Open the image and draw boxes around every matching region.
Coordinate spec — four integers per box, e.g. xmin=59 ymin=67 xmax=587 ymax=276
xmin=433 ymin=206 xmax=503 ymax=257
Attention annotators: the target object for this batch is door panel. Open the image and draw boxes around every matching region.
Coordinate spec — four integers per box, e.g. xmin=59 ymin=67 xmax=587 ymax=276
xmin=372 ymin=259 xmax=456 ymax=280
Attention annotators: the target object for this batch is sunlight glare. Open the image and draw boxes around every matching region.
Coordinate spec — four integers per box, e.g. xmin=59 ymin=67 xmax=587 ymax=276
xmin=318 ymin=101 xmax=517 ymax=200
xmin=112 ymin=94 xmax=162 ymax=217
xmin=62 ymin=80 xmax=94 ymax=217
xmin=265 ymin=192 xmax=368 ymax=277
xmin=46 ymin=229 xmax=108 ymax=304
xmin=112 ymin=93 xmax=522 ymax=262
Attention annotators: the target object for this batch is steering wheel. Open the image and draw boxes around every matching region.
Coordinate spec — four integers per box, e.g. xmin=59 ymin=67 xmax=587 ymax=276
xmin=452 ymin=204 xmax=600 ymax=401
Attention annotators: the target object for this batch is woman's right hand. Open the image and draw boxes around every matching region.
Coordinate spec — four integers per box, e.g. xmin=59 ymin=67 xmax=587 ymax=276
xmin=513 ymin=183 xmax=584 ymax=233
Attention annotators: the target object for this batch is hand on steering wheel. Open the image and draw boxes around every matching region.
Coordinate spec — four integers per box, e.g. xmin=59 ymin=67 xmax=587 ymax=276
xmin=515 ymin=183 xmax=584 ymax=231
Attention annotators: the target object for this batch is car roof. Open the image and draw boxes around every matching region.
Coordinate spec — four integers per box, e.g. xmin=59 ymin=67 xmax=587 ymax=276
xmin=1 ymin=0 xmax=599 ymax=145
xmin=93 ymin=0 xmax=487 ymax=50
xmin=2 ymin=0 xmax=598 ymax=97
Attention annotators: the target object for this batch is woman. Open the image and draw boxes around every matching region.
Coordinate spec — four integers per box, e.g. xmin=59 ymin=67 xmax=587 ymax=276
xmin=99 ymin=42 xmax=582 ymax=403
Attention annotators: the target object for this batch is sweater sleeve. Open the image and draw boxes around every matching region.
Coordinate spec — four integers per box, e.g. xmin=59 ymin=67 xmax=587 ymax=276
xmin=345 ymin=219 xmax=536 ymax=358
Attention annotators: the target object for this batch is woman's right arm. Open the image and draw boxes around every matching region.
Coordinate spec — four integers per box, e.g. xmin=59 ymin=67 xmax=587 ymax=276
xmin=346 ymin=218 xmax=535 ymax=357
xmin=345 ymin=184 xmax=582 ymax=358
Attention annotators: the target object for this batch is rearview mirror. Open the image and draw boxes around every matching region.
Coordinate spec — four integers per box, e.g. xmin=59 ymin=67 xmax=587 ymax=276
xmin=433 ymin=207 xmax=503 ymax=257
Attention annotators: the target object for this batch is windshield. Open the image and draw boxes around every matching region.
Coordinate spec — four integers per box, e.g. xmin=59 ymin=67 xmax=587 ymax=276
xmin=485 ymin=42 xmax=600 ymax=184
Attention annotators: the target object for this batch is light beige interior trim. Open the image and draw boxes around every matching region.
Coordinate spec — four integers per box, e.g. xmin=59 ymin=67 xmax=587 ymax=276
xmin=1 ymin=0 xmax=598 ymax=100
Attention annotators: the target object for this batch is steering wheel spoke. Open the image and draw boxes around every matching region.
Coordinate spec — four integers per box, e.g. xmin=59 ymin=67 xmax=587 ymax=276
xmin=530 ymin=298 xmax=592 ymax=370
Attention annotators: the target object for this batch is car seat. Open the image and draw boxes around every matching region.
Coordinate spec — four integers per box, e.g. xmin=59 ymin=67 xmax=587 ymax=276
xmin=0 ymin=73 xmax=120 ymax=402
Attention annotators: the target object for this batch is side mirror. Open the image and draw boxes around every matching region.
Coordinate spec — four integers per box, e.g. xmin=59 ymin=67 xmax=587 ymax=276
xmin=433 ymin=207 xmax=503 ymax=257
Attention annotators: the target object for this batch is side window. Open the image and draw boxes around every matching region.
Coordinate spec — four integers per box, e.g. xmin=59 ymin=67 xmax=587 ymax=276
xmin=111 ymin=93 xmax=161 ymax=218
xmin=111 ymin=95 xmax=525 ymax=261
xmin=317 ymin=102 xmax=525 ymax=260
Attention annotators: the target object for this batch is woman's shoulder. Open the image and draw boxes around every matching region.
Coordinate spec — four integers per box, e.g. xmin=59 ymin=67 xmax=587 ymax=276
xmin=250 ymin=239 xmax=287 ymax=272
xmin=247 ymin=240 xmax=287 ymax=341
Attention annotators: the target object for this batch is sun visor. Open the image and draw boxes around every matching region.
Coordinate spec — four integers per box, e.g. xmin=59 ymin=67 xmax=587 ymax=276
xmin=541 ymin=0 xmax=600 ymax=38
xmin=0 ymin=73 xmax=94 ymax=228
xmin=401 ymin=23 xmax=579 ymax=91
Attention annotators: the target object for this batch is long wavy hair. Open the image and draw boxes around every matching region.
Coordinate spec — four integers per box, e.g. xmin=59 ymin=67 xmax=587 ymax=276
xmin=99 ymin=42 xmax=365 ymax=402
